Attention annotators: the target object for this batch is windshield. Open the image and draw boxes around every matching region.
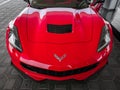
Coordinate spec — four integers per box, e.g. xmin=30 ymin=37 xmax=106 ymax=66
xmin=30 ymin=0 xmax=89 ymax=9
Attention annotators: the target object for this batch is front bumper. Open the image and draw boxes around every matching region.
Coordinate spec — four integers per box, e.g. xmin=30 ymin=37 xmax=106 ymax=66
xmin=6 ymin=29 xmax=112 ymax=81
xmin=7 ymin=42 xmax=111 ymax=81
xmin=11 ymin=54 xmax=108 ymax=81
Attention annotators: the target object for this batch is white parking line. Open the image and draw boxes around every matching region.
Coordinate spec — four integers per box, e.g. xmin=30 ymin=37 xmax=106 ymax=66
xmin=0 ymin=0 xmax=11 ymax=6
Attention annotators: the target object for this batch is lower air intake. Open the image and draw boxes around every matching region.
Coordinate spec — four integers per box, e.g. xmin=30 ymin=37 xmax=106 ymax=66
xmin=21 ymin=62 xmax=99 ymax=77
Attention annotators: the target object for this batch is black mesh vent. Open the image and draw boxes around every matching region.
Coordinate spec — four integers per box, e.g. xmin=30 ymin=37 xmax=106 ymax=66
xmin=47 ymin=24 xmax=72 ymax=34
xmin=21 ymin=62 xmax=99 ymax=77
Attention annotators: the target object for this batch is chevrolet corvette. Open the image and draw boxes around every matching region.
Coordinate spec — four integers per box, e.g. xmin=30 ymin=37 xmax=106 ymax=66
xmin=6 ymin=0 xmax=113 ymax=81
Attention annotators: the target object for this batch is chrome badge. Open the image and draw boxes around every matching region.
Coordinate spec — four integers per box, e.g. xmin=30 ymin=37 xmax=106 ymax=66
xmin=54 ymin=54 xmax=66 ymax=62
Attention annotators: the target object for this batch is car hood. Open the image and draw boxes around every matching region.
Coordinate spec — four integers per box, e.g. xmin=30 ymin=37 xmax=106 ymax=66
xmin=14 ymin=7 xmax=105 ymax=70
xmin=25 ymin=7 xmax=95 ymax=43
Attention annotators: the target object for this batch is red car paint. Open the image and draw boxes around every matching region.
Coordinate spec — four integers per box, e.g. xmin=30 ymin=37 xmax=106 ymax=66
xmin=6 ymin=6 xmax=113 ymax=81
xmin=91 ymin=0 xmax=103 ymax=12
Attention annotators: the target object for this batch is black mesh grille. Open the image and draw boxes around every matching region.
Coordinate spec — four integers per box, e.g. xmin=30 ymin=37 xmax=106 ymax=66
xmin=47 ymin=24 xmax=72 ymax=34
xmin=21 ymin=62 xmax=99 ymax=77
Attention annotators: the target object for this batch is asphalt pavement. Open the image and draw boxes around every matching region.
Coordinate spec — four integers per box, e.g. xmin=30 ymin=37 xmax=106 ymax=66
xmin=0 ymin=0 xmax=120 ymax=90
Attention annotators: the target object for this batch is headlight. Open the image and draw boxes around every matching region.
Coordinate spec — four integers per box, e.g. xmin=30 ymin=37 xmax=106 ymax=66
xmin=98 ymin=25 xmax=110 ymax=52
xmin=8 ymin=21 xmax=22 ymax=52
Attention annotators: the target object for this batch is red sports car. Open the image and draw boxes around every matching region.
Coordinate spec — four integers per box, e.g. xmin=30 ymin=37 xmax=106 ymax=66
xmin=6 ymin=0 xmax=113 ymax=81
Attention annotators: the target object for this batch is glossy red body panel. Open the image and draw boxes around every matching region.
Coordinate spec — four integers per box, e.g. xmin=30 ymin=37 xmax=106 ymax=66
xmin=91 ymin=0 xmax=103 ymax=13
xmin=6 ymin=6 xmax=113 ymax=81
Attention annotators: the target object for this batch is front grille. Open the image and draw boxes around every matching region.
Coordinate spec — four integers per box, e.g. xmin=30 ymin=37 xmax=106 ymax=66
xmin=21 ymin=62 xmax=99 ymax=77
xmin=47 ymin=24 xmax=72 ymax=34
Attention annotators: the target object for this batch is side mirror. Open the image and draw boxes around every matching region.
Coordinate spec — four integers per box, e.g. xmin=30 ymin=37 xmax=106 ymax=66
xmin=24 ymin=0 xmax=30 ymax=4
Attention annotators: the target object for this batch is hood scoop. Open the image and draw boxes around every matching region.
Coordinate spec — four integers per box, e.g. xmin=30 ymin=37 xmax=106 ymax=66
xmin=27 ymin=8 xmax=93 ymax=43
xmin=47 ymin=24 xmax=72 ymax=34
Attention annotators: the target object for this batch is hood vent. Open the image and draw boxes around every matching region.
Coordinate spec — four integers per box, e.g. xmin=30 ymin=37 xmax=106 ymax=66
xmin=47 ymin=24 xmax=72 ymax=34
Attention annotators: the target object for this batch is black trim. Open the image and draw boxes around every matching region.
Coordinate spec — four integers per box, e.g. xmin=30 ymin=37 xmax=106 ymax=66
xmin=47 ymin=24 xmax=72 ymax=34
xmin=21 ymin=62 xmax=99 ymax=77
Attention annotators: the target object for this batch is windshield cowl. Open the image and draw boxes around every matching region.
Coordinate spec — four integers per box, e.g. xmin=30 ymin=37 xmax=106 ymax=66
xmin=30 ymin=0 xmax=89 ymax=9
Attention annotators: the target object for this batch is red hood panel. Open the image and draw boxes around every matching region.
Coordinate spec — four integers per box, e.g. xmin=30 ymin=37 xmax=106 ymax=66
xmin=13 ymin=7 xmax=106 ymax=71
xmin=27 ymin=8 xmax=94 ymax=43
